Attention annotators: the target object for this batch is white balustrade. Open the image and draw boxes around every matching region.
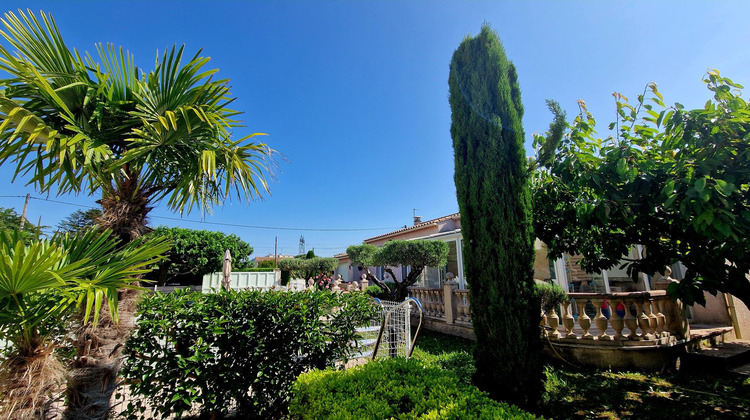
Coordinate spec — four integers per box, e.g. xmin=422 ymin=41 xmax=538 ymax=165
xmin=545 ymin=291 xmax=687 ymax=345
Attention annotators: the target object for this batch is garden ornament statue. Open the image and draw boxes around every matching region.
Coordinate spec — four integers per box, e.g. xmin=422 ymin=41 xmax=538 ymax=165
xmin=222 ymin=249 xmax=232 ymax=291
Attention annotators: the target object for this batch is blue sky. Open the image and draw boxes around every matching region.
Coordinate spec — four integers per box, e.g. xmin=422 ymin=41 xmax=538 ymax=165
xmin=1 ymin=1 xmax=749 ymax=257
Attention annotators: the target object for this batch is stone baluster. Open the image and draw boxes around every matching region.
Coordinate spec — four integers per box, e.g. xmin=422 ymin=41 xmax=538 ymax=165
xmin=635 ymin=301 xmax=651 ymax=340
xmin=623 ymin=299 xmax=639 ymax=340
xmin=540 ymin=308 xmax=548 ymax=337
xmin=576 ymin=300 xmax=593 ymax=339
xmin=428 ymin=290 xmax=438 ymax=317
xmin=562 ymin=301 xmax=577 ymax=339
xmin=436 ymin=290 xmax=445 ymax=319
xmin=420 ymin=290 xmax=430 ymax=316
xmin=645 ymin=300 xmax=658 ymax=340
xmin=655 ymin=298 xmax=667 ymax=338
xmin=609 ymin=299 xmax=625 ymax=340
xmin=594 ymin=299 xmax=611 ymax=341
xmin=547 ymin=307 xmax=561 ymax=339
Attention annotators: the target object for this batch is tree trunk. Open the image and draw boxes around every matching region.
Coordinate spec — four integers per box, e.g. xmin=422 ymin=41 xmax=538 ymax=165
xmin=96 ymin=172 xmax=153 ymax=245
xmin=0 ymin=341 xmax=65 ymax=420
xmin=65 ymin=173 xmax=152 ymax=419
xmin=63 ymin=295 xmax=138 ymax=420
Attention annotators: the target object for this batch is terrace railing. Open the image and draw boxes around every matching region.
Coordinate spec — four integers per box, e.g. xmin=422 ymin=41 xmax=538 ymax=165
xmin=543 ymin=290 xmax=689 ymax=346
xmin=408 ymin=281 xmax=471 ymax=325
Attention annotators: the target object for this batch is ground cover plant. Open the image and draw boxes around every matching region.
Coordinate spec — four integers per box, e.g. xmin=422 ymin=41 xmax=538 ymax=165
xmin=122 ymin=289 xmax=376 ymax=419
xmin=410 ymin=330 xmax=750 ymax=419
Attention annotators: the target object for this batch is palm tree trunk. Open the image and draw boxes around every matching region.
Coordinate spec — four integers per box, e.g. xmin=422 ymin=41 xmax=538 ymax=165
xmin=0 ymin=340 xmax=65 ymax=420
xmin=97 ymin=172 xmax=153 ymax=244
xmin=65 ymin=173 xmax=152 ymax=419
xmin=63 ymin=293 xmax=139 ymax=420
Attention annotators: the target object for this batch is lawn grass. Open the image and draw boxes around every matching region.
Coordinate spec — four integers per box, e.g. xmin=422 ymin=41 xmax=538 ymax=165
xmin=411 ymin=329 xmax=750 ymax=419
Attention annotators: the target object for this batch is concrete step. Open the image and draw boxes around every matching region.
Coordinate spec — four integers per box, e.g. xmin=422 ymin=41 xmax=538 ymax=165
xmin=683 ymin=340 xmax=750 ymax=371
xmin=730 ymin=362 xmax=750 ymax=377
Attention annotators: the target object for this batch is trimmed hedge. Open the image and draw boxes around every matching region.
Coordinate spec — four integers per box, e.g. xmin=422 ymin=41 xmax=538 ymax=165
xmin=289 ymin=358 xmax=541 ymax=419
xmin=122 ymin=289 xmax=376 ymax=419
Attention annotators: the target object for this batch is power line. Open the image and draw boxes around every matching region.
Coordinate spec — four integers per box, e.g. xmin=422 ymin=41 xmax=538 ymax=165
xmin=0 ymin=195 xmax=400 ymax=232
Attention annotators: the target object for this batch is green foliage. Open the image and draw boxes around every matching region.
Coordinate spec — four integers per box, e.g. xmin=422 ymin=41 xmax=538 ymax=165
xmin=146 ymin=226 xmax=253 ymax=285
xmin=347 ymin=240 xmax=449 ymax=301
xmin=449 ymin=24 xmax=542 ymax=406
xmin=346 ymin=243 xmax=378 ymax=267
xmin=305 ymin=249 xmax=316 ymax=259
xmin=277 ymin=257 xmax=337 ymax=280
xmin=535 ymin=282 xmax=569 ymax=314
xmin=365 ymin=282 xmax=396 ymax=300
xmin=533 ymin=71 xmax=750 ymax=309
xmin=540 ymin=364 xmax=750 ymax=419
xmin=289 ymin=358 xmax=539 ymax=419
xmin=0 ymin=229 xmax=169 ymax=353
xmin=0 ymin=206 xmax=45 ymax=242
xmin=55 ymin=208 xmax=101 ymax=235
xmin=0 ymin=10 xmax=276 ymax=243
xmin=257 ymin=259 xmax=275 ymax=269
xmin=240 ymin=267 xmax=275 ymax=272
xmin=374 ymin=240 xmax=448 ymax=269
xmin=122 ymin=289 xmax=376 ymax=419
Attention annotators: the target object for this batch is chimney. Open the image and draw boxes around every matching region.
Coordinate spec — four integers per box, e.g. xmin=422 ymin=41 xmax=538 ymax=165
xmin=413 ymin=208 xmax=422 ymax=225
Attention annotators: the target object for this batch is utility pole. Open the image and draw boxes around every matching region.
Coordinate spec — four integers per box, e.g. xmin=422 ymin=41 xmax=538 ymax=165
xmin=19 ymin=193 xmax=30 ymax=230
xmin=274 ymin=236 xmax=278 ymax=267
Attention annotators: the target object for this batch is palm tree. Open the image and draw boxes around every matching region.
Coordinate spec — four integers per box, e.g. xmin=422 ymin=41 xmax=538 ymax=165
xmin=0 ymin=229 xmax=169 ymax=419
xmin=0 ymin=10 xmax=276 ymax=244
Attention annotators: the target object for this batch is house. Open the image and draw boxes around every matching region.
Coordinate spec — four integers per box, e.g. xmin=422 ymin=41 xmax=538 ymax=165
xmin=337 ymin=213 xmax=750 ymax=368
xmin=251 ymin=254 xmax=295 ymax=267
xmin=335 ymin=213 xmax=648 ymax=297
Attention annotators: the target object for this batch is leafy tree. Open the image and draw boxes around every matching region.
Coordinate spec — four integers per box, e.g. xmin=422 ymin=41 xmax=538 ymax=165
xmin=449 ymin=25 xmax=542 ymax=406
xmin=278 ymin=257 xmax=338 ymax=281
xmin=346 ymin=240 xmax=449 ymax=301
xmin=533 ymin=71 xmax=750 ymax=310
xmin=0 ymin=10 xmax=276 ymax=244
xmin=147 ymin=226 xmax=253 ymax=285
xmin=0 ymin=206 xmax=43 ymax=240
xmin=56 ymin=208 xmax=102 ymax=234
xmin=0 ymin=229 xmax=169 ymax=419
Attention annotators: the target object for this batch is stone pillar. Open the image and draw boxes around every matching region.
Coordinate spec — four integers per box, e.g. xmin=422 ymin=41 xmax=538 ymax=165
xmin=443 ymin=272 xmax=458 ymax=324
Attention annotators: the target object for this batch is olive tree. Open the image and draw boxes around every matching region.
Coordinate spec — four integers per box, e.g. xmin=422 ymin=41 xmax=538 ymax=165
xmin=346 ymin=240 xmax=448 ymax=301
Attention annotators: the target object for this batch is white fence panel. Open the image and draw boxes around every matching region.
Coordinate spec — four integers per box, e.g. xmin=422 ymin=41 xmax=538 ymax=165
xmin=201 ymin=271 xmax=280 ymax=292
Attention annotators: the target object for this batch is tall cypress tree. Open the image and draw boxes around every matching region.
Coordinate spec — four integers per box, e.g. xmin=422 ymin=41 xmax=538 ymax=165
xmin=449 ymin=25 xmax=542 ymax=407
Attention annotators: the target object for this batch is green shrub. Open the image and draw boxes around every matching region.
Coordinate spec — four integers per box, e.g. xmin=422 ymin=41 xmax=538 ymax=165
xmin=365 ymin=282 xmax=396 ymax=300
xmin=257 ymin=259 xmax=276 ymax=269
xmin=122 ymin=289 xmax=376 ymax=419
xmin=278 ymin=257 xmax=337 ymax=280
xmin=289 ymin=358 xmax=540 ymax=419
xmin=535 ymin=282 xmax=569 ymax=314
